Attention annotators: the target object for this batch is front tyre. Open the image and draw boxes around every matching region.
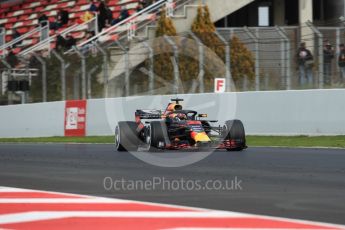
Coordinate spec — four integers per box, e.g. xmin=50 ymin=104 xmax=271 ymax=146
xmin=115 ymin=121 xmax=139 ymax=152
xmin=224 ymin=120 xmax=246 ymax=151
xmin=148 ymin=121 xmax=168 ymax=151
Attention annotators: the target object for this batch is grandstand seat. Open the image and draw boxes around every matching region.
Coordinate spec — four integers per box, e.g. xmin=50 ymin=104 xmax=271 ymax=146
xmin=0 ymin=0 xmax=151 ymax=55
xmin=12 ymin=47 xmax=22 ymax=55
xmin=0 ymin=19 xmax=8 ymax=25
xmin=5 ymin=35 xmax=12 ymax=43
xmin=76 ymin=0 xmax=89 ymax=5
xmin=4 ymin=23 xmax=14 ymax=30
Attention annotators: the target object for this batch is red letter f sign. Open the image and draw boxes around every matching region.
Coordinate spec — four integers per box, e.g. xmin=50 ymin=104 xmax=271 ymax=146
xmin=215 ymin=78 xmax=226 ymax=93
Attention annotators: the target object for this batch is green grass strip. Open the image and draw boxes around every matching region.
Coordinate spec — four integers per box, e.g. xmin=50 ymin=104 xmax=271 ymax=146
xmin=0 ymin=135 xmax=344 ymax=148
xmin=247 ymin=135 xmax=345 ymax=148
xmin=0 ymin=136 xmax=114 ymax=144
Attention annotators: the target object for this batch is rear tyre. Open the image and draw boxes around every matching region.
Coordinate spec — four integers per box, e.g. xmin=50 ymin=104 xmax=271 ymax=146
xmin=224 ymin=120 xmax=246 ymax=151
xmin=148 ymin=121 xmax=168 ymax=151
xmin=115 ymin=121 xmax=139 ymax=152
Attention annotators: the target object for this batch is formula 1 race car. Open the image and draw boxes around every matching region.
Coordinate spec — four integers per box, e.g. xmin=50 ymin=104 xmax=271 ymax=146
xmin=115 ymin=98 xmax=247 ymax=152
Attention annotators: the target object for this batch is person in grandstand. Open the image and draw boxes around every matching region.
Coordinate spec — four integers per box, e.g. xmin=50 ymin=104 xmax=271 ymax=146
xmin=56 ymin=33 xmax=76 ymax=51
xmin=56 ymin=33 xmax=66 ymax=51
xmin=144 ymin=0 xmax=157 ymax=7
xmin=6 ymin=49 xmax=18 ymax=67
xmin=50 ymin=15 xmax=62 ymax=30
xmin=38 ymin=13 xmax=48 ymax=27
xmin=136 ymin=2 xmax=144 ymax=12
xmin=297 ymin=42 xmax=314 ymax=87
xmin=80 ymin=31 xmax=96 ymax=53
xmin=97 ymin=0 xmax=112 ymax=31
xmin=111 ymin=6 xmax=129 ymax=25
xmin=64 ymin=33 xmax=76 ymax=50
xmin=11 ymin=29 xmax=21 ymax=47
xmin=80 ymin=9 xmax=95 ymax=23
xmin=89 ymin=0 xmax=98 ymax=12
xmin=57 ymin=9 xmax=69 ymax=27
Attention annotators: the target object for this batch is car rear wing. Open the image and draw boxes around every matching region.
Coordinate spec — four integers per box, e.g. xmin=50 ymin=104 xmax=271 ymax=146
xmin=135 ymin=110 xmax=162 ymax=119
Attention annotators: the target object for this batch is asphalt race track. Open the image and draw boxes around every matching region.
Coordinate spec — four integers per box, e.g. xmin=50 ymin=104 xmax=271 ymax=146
xmin=0 ymin=144 xmax=345 ymax=225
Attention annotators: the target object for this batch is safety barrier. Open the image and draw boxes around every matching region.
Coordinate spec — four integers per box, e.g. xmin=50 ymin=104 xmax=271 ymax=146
xmin=0 ymin=89 xmax=344 ymax=138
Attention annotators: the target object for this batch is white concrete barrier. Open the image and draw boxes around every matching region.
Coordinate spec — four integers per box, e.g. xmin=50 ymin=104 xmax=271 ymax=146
xmin=0 ymin=89 xmax=344 ymax=138
xmin=236 ymin=89 xmax=345 ymax=135
xmin=0 ymin=101 xmax=65 ymax=138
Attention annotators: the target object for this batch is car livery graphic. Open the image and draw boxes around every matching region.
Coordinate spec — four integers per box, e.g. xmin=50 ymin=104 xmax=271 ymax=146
xmin=115 ymin=98 xmax=247 ymax=151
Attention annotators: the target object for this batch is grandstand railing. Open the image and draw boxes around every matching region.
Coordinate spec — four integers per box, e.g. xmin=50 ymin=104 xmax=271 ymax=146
xmin=64 ymin=0 xmax=196 ymax=55
xmin=19 ymin=16 xmax=98 ymax=57
xmin=0 ymin=25 xmax=48 ymax=53
xmin=64 ymin=0 xmax=168 ymax=55
xmin=120 ymin=0 xmax=195 ymax=42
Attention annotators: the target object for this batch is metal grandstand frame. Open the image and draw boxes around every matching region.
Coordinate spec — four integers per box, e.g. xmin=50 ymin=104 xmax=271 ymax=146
xmin=19 ymin=16 xmax=98 ymax=57
xmin=0 ymin=23 xmax=49 ymax=53
xmin=64 ymin=0 xmax=167 ymax=55
xmin=0 ymin=27 xmax=5 ymax=50
xmin=64 ymin=0 xmax=196 ymax=55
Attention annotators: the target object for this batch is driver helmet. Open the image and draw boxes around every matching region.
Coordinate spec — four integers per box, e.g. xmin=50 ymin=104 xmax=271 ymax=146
xmin=169 ymin=113 xmax=187 ymax=121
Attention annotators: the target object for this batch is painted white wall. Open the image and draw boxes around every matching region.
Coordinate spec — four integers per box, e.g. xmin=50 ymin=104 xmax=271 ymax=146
xmin=0 ymin=101 xmax=65 ymax=138
xmin=0 ymin=89 xmax=344 ymax=138
xmin=236 ymin=89 xmax=345 ymax=135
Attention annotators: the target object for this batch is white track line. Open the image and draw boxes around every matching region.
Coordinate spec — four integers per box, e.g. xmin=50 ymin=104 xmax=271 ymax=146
xmin=0 ymin=188 xmax=34 ymax=193
xmin=0 ymin=198 xmax=130 ymax=204
xmin=0 ymin=211 xmax=252 ymax=225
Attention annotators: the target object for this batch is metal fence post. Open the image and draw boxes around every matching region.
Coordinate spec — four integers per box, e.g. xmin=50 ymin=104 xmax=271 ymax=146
xmin=164 ymin=36 xmax=180 ymax=94
xmin=95 ymin=12 xmax=99 ymax=35
xmin=51 ymin=50 xmax=66 ymax=101
xmin=73 ymin=46 xmax=87 ymax=99
xmin=142 ymin=41 xmax=154 ymax=93
xmin=116 ymin=41 xmax=130 ymax=96
xmin=255 ymin=28 xmax=261 ymax=90
xmin=32 ymin=53 xmax=47 ymax=102
xmin=87 ymin=66 xmax=99 ymax=99
xmin=94 ymin=43 xmax=109 ymax=98
xmin=0 ymin=27 xmax=5 ymax=49
xmin=336 ymin=28 xmax=342 ymax=76
xmin=0 ymin=58 xmax=12 ymax=104
xmin=307 ymin=21 xmax=324 ymax=89
xmin=275 ymin=26 xmax=286 ymax=89
xmin=214 ymin=31 xmax=232 ymax=92
xmin=244 ymin=27 xmax=260 ymax=91
xmin=18 ymin=57 xmax=30 ymax=104
xmin=279 ymin=27 xmax=292 ymax=90
xmin=276 ymin=26 xmax=291 ymax=90
xmin=189 ymin=31 xmax=205 ymax=93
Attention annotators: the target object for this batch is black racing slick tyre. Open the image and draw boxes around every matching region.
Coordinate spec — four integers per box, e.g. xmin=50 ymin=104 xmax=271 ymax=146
xmin=148 ymin=121 xmax=168 ymax=151
xmin=115 ymin=121 xmax=139 ymax=152
xmin=224 ymin=120 xmax=246 ymax=151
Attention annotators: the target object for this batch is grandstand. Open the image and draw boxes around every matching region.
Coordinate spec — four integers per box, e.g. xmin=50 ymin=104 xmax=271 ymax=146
xmin=0 ymin=0 xmax=141 ymax=55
